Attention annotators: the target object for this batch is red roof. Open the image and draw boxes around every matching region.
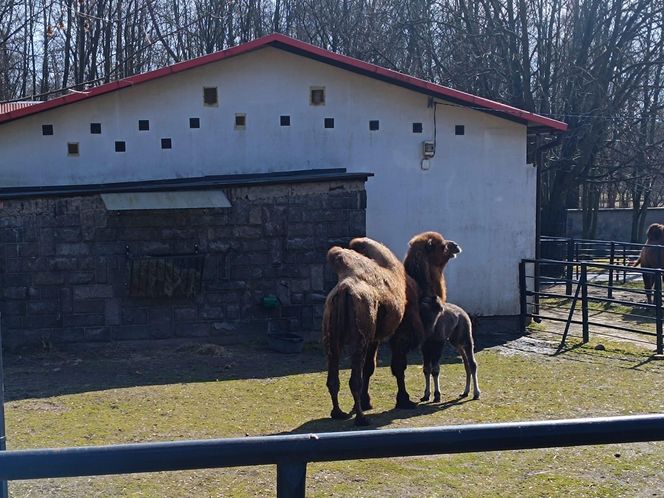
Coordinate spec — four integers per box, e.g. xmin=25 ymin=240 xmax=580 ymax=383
xmin=0 ymin=33 xmax=567 ymax=132
xmin=0 ymin=101 xmax=38 ymax=114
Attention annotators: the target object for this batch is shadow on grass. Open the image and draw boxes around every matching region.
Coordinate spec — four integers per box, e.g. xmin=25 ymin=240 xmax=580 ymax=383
xmin=280 ymin=396 xmax=475 ymax=434
xmin=1 ymin=314 xmax=526 ymax=402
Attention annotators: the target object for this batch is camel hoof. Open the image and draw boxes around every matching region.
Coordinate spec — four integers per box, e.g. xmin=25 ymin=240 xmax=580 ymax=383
xmin=354 ymin=414 xmax=371 ymax=426
xmin=420 ymin=394 xmax=430 ymax=402
xmin=473 ymin=392 xmax=481 ymax=400
xmin=395 ymin=397 xmax=418 ymax=409
xmin=330 ymin=408 xmax=351 ymax=420
xmin=459 ymin=392 xmax=469 ymax=399
xmin=433 ymin=392 xmax=441 ymax=403
xmin=361 ymin=397 xmax=373 ymax=411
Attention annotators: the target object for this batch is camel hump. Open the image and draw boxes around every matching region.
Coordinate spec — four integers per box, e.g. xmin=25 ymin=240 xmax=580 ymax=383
xmin=326 ymin=246 xmax=354 ymax=272
xmin=646 ymin=223 xmax=664 ymax=242
xmin=349 ymin=237 xmax=402 ymax=272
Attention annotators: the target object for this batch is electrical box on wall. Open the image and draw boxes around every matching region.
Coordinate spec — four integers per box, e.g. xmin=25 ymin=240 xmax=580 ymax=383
xmin=422 ymin=140 xmax=435 ymax=159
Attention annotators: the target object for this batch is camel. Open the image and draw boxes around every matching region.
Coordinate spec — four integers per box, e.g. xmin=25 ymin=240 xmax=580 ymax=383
xmin=402 ymin=231 xmax=469 ymax=401
xmin=349 ymin=238 xmax=425 ymax=412
xmin=419 ymin=297 xmax=480 ymax=402
xmin=403 ymin=231 xmax=462 ymax=303
xmin=634 ymin=223 xmax=664 ymax=304
xmin=322 ymin=237 xmax=424 ymax=426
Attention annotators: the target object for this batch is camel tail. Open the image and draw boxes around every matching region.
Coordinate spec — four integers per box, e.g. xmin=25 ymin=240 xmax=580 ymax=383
xmin=323 ymin=285 xmax=353 ymax=356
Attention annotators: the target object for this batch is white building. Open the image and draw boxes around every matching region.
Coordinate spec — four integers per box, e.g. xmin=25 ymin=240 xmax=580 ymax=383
xmin=0 ymin=34 xmax=566 ymax=316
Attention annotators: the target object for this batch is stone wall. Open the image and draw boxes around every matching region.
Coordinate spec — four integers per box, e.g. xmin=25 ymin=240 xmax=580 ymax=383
xmin=566 ymin=207 xmax=664 ymax=242
xmin=0 ymin=179 xmax=366 ymax=350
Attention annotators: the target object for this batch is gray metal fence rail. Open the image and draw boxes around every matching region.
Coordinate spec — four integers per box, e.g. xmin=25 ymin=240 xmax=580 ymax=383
xmin=1 ymin=415 xmax=664 ymax=496
xmin=520 ymin=258 xmax=664 ymax=354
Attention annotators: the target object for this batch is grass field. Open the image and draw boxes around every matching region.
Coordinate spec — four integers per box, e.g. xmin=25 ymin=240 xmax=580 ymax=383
xmin=4 ymin=329 xmax=664 ymax=497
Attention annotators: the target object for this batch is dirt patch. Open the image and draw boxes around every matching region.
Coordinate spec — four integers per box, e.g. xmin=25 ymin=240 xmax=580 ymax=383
xmin=19 ymin=399 xmax=68 ymax=413
xmin=174 ymin=342 xmax=232 ymax=358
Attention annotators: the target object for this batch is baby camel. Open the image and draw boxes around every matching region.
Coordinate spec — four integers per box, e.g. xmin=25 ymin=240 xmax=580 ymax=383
xmin=419 ymin=297 xmax=480 ymax=402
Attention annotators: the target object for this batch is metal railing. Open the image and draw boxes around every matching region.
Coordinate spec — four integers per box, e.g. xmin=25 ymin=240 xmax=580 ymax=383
xmin=540 ymin=236 xmax=658 ymax=297
xmin=1 ymin=415 xmax=664 ymax=496
xmin=520 ymin=258 xmax=664 ymax=354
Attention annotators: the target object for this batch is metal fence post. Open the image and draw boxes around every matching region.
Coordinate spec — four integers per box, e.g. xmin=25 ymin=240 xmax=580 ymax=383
xmin=655 ymin=272 xmax=663 ymax=356
xmin=519 ymin=261 xmax=528 ymax=333
xmin=277 ymin=462 xmax=307 ymax=498
xmin=608 ymin=242 xmax=615 ymax=299
xmin=566 ymin=239 xmax=574 ymax=295
xmin=581 ymin=263 xmax=589 ymax=343
xmin=0 ymin=318 xmax=8 ymax=498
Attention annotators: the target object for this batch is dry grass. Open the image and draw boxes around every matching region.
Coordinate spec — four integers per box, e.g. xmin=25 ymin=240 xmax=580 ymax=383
xmin=4 ymin=334 xmax=664 ymax=497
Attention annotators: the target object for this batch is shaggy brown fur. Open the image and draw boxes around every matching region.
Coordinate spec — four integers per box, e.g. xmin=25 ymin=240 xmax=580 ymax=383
xmin=349 ymin=238 xmax=425 ymax=413
xmin=404 ymin=231 xmax=462 ymax=302
xmin=634 ymin=223 xmax=664 ymax=304
xmin=323 ymin=238 xmax=410 ymax=426
xmin=403 ymin=231 xmax=464 ymax=403
xmin=419 ymin=297 xmax=480 ymax=402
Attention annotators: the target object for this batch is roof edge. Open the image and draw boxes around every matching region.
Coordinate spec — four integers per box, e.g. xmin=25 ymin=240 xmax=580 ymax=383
xmin=0 ymin=33 xmax=567 ymax=132
xmin=0 ymin=168 xmax=374 ymax=200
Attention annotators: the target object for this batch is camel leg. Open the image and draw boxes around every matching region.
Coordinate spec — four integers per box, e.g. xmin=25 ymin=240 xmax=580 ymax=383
xmin=457 ymin=345 xmax=481 ymax=400
xmin=390 ymin=338 xmax=417 ymax=409
xmin=326 ymin=350 xmax=350 ymax=420
xmin=420 ymin=340 xmax=434 ymax=402
xmin=361 ymin=341 xmax=379 ymax=411
xmin=428 ymin=341 xmax=444 ymax=402
xmin=350 ymin=345 xmax=370 ymax=426
xmin=644 ymin=273 xmax=654 ymax=304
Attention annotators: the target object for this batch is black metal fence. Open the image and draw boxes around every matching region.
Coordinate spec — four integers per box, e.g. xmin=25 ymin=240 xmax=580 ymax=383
xmin=1 ymin=415 xmax=664 ymax=497
xmin=520 ymin=258 xmax=664 ymax=355
xmin=126 ymin=246 xmax=205 ymax=298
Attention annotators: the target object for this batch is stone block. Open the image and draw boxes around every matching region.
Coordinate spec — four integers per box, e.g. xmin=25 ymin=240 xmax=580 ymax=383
xmin=72 ymin=299 xmax=105 ymax=314
xmin=73 ymin=284 xmax=115 ymax=299
xmin=232 ymin=226 xmax=262 ymax=239
xmin=121 ymin=307 xmax=148 ymax=325
xmin=55 ymin=227 xmax=82 ymax=242
xmin=249 ymin=206 xmax=263 ymax=225
xmin=84 ymin=327 xmax=112 ymax=342
xmin=174 ymin=307 xmax=198 ymax=322
xmin=63 ymin=314 xmax=105 ymax=327
xmin=310 ymin=265 xmax=324 ymax=291
xmin=1 ymin=301 xmax=26 ymax=316
xmin=105 ymin=299 xmax=121 ymax=325
xmin=67 ymin=272 xmax=96 ymax=285
xmin=25 ymin=314 xmax=62 ymax=328
xmin=59 ymin=327 xmax=85 ymax=343
xmin=177 ymin=323 xmax=210 ymax=337
xmin=199 ymin=306 xmax=224 ymax=320
xmin=112 ymin=325 xmax=150 ymax=341
xmin=56 ymin=243 xmax=90 ymax=256
xmin=49 ymin=257 xmax=78 ymax=271
xmin=149 ymin=324 xmax=175 ymax=339
xmin=27 ymin=300 xmax=59 ymax=315
xmin=39 ymin=228 xmax=55 ymax=256
xmin=33 ymin=272 xmax=65 ymax=285
xmin=2 ymin=273 xmax=30 ymax=287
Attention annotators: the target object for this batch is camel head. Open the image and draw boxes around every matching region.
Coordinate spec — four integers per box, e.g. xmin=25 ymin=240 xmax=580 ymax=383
xmin=646 ymin=223 xmax=664 ymax=243
xmin=408 ymin=231 xmax=462 ymax=269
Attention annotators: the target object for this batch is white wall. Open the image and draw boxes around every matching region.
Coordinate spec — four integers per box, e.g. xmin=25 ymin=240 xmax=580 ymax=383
xmin=0 ymin=47 xmax=534 ymax=315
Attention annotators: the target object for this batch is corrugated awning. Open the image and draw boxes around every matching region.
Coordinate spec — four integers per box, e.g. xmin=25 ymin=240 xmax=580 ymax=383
xmin=101 ymin=190 xmax=231 ymax=210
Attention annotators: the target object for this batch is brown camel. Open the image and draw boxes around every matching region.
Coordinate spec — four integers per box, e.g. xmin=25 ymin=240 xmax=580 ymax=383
xmin=403 ymin=231 xmax=462 ymax=303
xmin=634 ymin=223 xmax=664 ymax=304
xmin=349 ymin=238 xmax=425 ymax=412
xmin=322 ymin=237 xmax=424 ymax=426
xmin=419 ymin=297 xmax=480 ymax=402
